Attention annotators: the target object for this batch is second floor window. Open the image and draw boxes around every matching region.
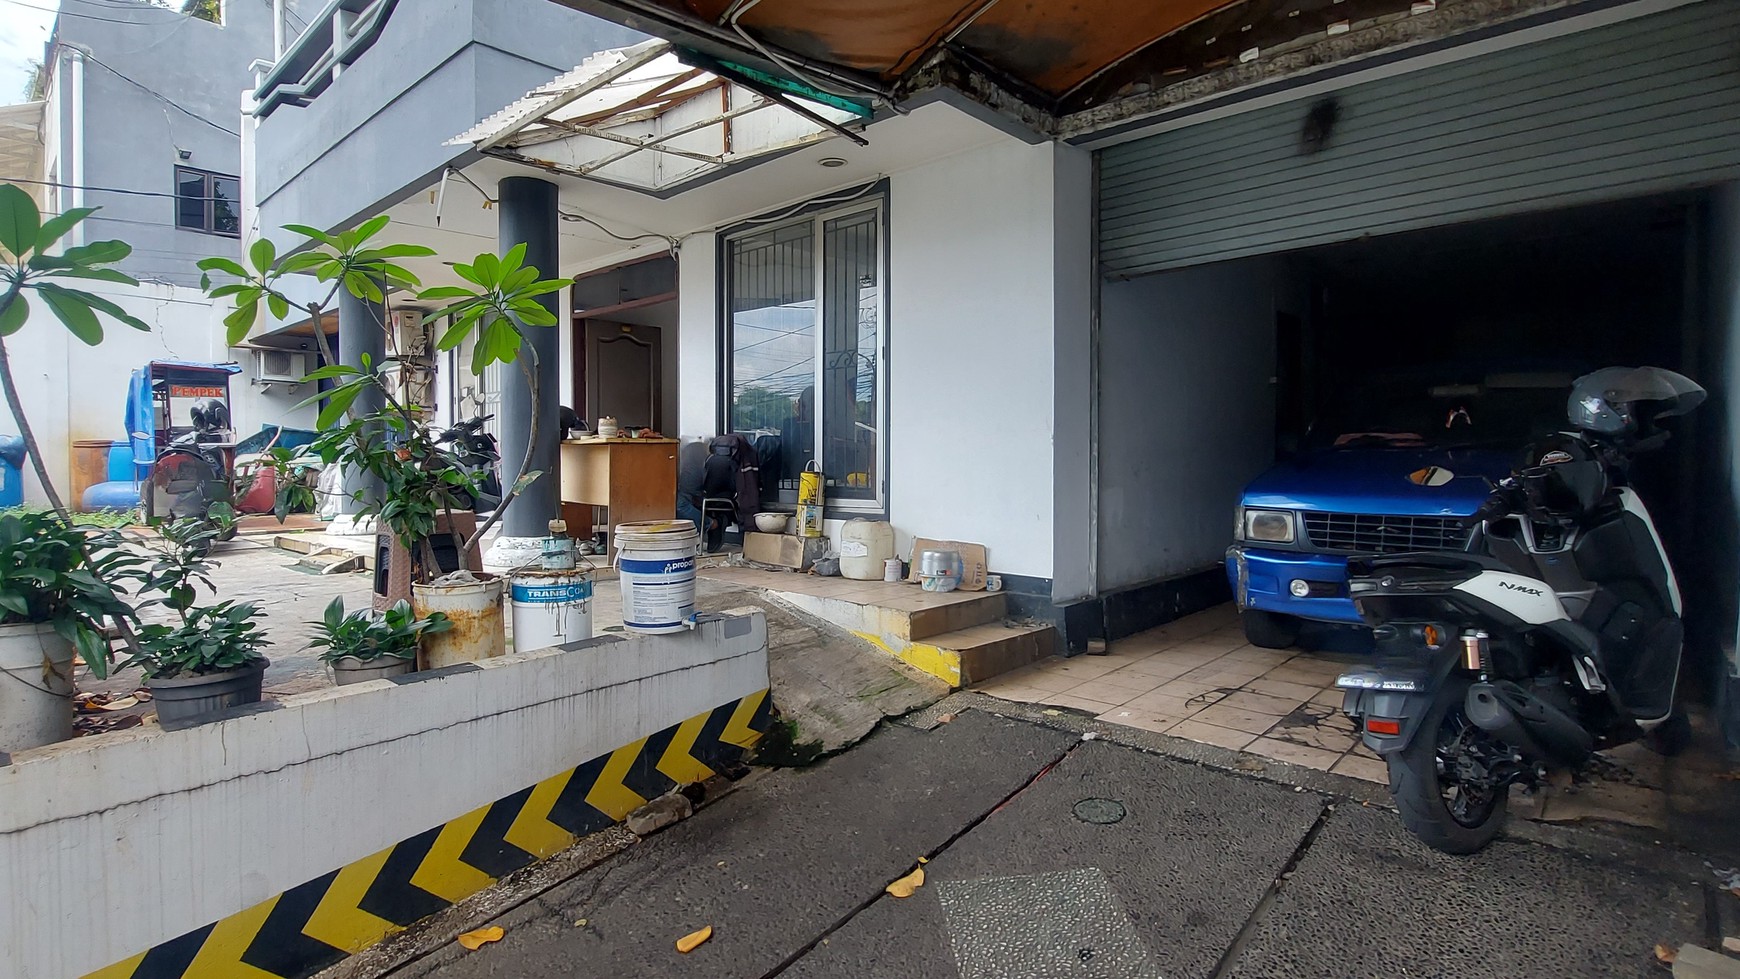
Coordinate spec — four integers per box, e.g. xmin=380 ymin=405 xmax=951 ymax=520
xmin=175 ymin=167 xmax=240 ymax=237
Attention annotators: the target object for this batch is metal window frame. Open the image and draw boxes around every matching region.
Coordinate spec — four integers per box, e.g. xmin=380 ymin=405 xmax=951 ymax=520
xmin=721 ymin=193 xmax=890 ymax=515
xmin=173 ymin=165 xmax=241 ymax=238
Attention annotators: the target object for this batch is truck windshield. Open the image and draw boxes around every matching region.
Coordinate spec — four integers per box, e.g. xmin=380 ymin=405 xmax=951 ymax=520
xmin=1310 ymin=376 xmax=1571 ymax=450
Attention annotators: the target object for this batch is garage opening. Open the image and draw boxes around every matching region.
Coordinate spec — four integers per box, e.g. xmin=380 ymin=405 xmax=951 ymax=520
xmin=1097 ymin=188 xmax=1737 ymax=695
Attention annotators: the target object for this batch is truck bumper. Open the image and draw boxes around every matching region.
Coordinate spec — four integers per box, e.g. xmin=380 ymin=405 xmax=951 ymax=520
xmin=1225 ymin=546 xmax=1363 ymax=625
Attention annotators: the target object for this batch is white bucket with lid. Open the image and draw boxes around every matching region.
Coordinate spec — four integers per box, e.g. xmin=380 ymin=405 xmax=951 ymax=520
xmin=615 ymin=520 xmax=700 ymax=634
xmin=509 ymin=569 xmax=593 ymax=653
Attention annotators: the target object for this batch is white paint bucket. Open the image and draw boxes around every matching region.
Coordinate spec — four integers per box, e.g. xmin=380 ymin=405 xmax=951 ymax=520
xmin=509 ymin=570 xmax=594 ymax=653
xmin=0 ymin=623 xmax=73 ymax=752
xmin=615 ymin=520 xmax=701 ymax=634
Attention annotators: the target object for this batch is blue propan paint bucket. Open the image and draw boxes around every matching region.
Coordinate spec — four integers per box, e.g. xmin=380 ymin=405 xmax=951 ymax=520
xmin=614 ymin=520 xmax=700 ymax=634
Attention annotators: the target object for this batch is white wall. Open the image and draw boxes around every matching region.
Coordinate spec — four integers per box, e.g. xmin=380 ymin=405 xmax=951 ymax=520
xmin=2 ymin=282 xmax=314 ymax=505
xmin=1096 ymin=257 xmax=1306 ymax=590
xmin=0 ymin=612 xmax=770 ymax=979
xmin=887 ymin=140 xmax=1067 ymax=580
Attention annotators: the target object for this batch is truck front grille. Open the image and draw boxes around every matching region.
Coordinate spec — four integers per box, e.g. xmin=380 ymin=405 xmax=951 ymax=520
xmin=1301 ymin=512 xmax=1466 ymax=554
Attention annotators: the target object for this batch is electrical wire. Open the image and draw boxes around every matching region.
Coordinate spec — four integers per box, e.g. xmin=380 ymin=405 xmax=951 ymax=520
xmin=77 ymin=50 xmax=241 ymax=136
xmin=0 ymin=0 xmax=186 ymax=25
xmin=1 ymin=175 xmax=239 ymax=202
xmin=733 ymin=178 xmax=881 ymax=227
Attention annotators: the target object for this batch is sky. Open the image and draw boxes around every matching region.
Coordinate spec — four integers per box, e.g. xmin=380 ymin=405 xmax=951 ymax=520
xmin=1 ymin=0 xmax=58 ymax=103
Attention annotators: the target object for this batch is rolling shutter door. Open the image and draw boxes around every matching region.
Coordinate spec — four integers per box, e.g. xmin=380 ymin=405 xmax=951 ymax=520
xmin=1098 ymin=2 xmax=1740 ymax=277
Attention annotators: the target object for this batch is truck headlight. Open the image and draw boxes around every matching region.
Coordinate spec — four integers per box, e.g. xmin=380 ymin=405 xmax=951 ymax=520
xmin=1243 ymin=508 xmax=1296 ymax=544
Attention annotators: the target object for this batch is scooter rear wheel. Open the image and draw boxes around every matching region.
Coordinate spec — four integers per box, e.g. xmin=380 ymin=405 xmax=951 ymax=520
xmin=1387 ymin=692 xmax=1508 ymax=855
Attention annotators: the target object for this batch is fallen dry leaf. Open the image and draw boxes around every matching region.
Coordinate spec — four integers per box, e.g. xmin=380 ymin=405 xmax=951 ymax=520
xmin=1714 ymin=772 xmax=1740 ymax=781
xmin=132 ymin=688 xmax=153 ymax=702
xmin=676 ymin=925 xmax=713 ymax=953
xmin=573 ymin=918 xmax=588 ymax=928
xmin=937 ymin=713 xmax=956 ymax=724
xmin=95 ymin=696 xmax=139 ymax=712
xmin=457 ymin=926 xmax=504 ymax=950
xmin=886 ymin=867 xmax=925 ymax=899
xmin=1724 ymin=937 xmax=1740 ymax=954
xmin=1041 ymin=709 xmax=1063 ymax=717
xmin=1655 ymin=943 xmax=1677 ymax=964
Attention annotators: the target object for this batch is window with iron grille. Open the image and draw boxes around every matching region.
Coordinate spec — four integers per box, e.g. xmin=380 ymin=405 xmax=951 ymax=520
xmin=174 ymin=166 xmax=240 ymax=237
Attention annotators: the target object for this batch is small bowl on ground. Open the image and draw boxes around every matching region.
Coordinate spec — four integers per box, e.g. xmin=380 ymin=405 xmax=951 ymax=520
xmin=754 ymin=512 xmax=788 ymax=533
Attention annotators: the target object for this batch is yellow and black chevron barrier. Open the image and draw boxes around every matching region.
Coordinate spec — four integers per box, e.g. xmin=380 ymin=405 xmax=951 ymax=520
xmin=83 ymin=689 xmax=772 ymax=979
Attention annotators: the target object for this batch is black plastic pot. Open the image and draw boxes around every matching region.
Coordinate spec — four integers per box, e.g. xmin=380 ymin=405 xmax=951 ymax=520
xmin=147 ymin=658 xmax=269 ymax=728
xmin=330 ymin=655 xmax=415 ymax=686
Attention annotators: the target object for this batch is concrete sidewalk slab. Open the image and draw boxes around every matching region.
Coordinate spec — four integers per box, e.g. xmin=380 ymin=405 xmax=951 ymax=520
xmin=1225 ymin=803 xmax=1706 ymax=978
xmin=392 ymin=710 xmax=1075 ymax=979
xmin=782 ymin=739 xmax=1325 ymax=979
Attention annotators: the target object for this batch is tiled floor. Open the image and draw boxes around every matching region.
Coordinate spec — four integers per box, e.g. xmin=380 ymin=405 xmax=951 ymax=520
xmin=973 ymin=605 xmax=1389 ymax=783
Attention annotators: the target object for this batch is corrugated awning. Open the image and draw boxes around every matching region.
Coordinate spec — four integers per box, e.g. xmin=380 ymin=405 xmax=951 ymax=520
xmin=542 ymin=0 xmax=1529 ymax=129
xmin=449 ymin=39 xmax=864 ymax=193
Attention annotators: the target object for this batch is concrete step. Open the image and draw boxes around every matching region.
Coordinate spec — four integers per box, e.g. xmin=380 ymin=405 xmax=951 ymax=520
xmin=931 ymin=622 xmax=1056 ymax=687
xmin=768 ymin=588 xmax=1005 ymax=644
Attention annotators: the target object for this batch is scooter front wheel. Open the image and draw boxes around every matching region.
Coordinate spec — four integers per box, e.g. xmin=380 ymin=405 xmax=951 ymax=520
xmin=1387 ymin=691 xmax=1508 ymax=855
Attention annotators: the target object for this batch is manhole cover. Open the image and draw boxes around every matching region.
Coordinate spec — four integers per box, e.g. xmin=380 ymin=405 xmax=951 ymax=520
xmin=1071 ymin=798 xmax=1126 ymax=824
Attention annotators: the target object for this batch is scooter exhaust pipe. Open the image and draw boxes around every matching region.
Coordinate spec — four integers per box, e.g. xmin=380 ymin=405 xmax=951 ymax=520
xmin=1465 ymin=682 xmax=1592 ymax=766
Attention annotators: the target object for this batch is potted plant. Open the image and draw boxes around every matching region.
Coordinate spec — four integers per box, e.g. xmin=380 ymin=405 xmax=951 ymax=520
xmin=310 ymin=596 xmax=451 ymax=685
xmin=128 ymin=519 xmax=270 ymax=726
xmin=0 ymin=510 xmax=139 ymax=750
xmin=200 ymin=220 xmax=565 ymax=669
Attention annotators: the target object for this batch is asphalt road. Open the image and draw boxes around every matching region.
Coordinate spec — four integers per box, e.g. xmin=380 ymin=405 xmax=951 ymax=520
xmin=388 ymin=707 xmax=1717 ymax=979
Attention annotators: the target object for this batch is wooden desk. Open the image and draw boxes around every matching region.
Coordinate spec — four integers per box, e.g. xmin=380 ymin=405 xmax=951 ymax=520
xmin=559 ymin=438 xmax=678 ymax=558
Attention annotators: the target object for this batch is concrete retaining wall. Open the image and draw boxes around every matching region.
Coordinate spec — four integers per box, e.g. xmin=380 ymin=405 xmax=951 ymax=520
xmin=0 ymin=611 xmax=772 ymax=979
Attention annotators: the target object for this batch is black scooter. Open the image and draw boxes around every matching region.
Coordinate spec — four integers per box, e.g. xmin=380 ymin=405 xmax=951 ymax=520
xmin=436 ymin=414 xmax=502 ymax=513
xmin=1337 ymin=367 xmax=1704 ymax=854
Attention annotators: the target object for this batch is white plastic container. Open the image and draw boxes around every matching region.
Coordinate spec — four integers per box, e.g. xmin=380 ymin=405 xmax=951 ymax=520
xmin=412 ymin=574 xmax=507 ymax=669
xmin=839 ymin=519 xmax=896 ymax=581
xmin=0 ymin=623 xmax=73 ymax=752
xmin=615 ymin=520 xmax=700 ymax=634
xmin=509 ymin=569 xmax=593 ymax=653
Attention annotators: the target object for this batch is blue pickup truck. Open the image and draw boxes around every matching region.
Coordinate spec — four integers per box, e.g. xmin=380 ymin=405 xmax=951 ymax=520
xmin=1225 ymin=372 xmax=1571 ymax=648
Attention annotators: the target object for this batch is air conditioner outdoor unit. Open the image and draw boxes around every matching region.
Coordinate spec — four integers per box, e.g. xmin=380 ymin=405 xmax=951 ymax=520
xmin=256 ymin=349 xmax=309 ymax=385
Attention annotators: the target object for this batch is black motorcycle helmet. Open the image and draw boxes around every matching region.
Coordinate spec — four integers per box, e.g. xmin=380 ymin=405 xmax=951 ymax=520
xmin=188 ymin=398 xmax=230 ymax=434
xmin=1518 ymin=434 xmax=1607 ymax=519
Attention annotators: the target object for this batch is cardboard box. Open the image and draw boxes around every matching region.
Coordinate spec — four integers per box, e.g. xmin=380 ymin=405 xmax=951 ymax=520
xmin=907 ymin=538 xmax=989 ymax=591
xmin=744 ymin=532 xmax=829 ymax=570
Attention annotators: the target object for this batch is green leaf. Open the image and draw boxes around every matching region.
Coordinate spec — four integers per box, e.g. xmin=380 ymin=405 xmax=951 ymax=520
xmin=223 ymin=299 xmax=259 ymax=346
xmin=35 ymin=206 xmax=96 ymax=253
xmin=499 ymin=243 xmax=527 ymax=275
xmin=46 ymin=266 xmax=137 ymax=286
xmin=510 ymin=470 xmax=543 ymax=494
xmin=298 ymin=364 xmax=362 ymax=382
xmin=196 ymin=256 xmax=251 ymax=278
xmin=206 ymin=282 xmax=255 ymax=299
xmin=357 ymin=243 xmax=436 ymax=260
xmin=417 ymin=286 xmax=475 ymax=300
xmin=38 ymin=283 xmax=149 ymax=333
xmin=316 ymin=382 xmax=363 ymax=429
xmin=474 ymin=251 xmax=502 ymax=283
xmin=0 ymin=294 xmax=26 ymax=337
xmin=435 ymin=318 xmax=475 ymax=352
xmin=37 ymin=284 xmax=103 ymax=344
xmin=0 ymin=183 xmax=41 ymax=258
xmin=267 ymin=292 xmax=290 ymax=321
xmin=283 ymin=223 xmax=344 ymax=249
xmin=354 ymin=214 xmax=391 ymax=244
xmin=450 ymin=261 xmax=485 ymax=287
xmin=276 ymin=251 xmax=328 ymax=275
xmin=59 ymin=240 xmax=130 ymax=268
xmin=72 ymin=625 xmax=109 ymax=680
xmin=249 ymin=238 xmax=277 ymax=276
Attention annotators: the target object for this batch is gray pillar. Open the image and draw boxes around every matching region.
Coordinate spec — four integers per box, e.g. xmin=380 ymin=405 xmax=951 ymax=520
xmin=336 ymin=281 xmax=385 ymax=515
xmin=496 ymin=176 xmax=562 ymax=539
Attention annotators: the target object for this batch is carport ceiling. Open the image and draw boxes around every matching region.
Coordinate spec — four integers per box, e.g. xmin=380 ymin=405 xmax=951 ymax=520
xmin=543 ymin=0 xmax=1571 ymax=128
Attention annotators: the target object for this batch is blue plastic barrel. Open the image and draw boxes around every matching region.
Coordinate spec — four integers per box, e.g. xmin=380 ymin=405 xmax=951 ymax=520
xmin=0 ymin=434 xmax=23 ymax=507
xmin=81 ymin=481 xmax=141 ymax=512
xmin=106 ymin=441 xmax=135 ymax=482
